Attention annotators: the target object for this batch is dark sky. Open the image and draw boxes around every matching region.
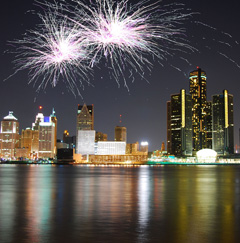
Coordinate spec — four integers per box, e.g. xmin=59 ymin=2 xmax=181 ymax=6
xmin=1 ymin=0 xmax=240 ymax=151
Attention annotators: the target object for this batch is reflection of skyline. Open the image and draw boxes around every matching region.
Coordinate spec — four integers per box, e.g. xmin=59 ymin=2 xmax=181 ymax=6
xmin=0 ymin=165 xmax=240 ymax=242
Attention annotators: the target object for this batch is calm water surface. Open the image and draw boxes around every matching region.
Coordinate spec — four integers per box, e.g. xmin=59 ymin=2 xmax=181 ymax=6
xmin=0 ymin=165 xmax=240 ymax=243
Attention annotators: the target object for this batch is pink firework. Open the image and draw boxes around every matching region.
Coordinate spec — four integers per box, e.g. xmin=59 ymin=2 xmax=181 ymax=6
xmin=8 ymin=0 xmax=195 ymax=92
xmin=9 ymin=7 xmax=91 ymax=94
xmin=67 ymin=0 xmax=195 ymax=86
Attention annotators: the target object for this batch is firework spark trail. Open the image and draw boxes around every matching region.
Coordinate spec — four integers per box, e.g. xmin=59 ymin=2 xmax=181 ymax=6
xmin=7 ymin=5 xmax=92 ymax=95
xmin=7 ymin=0 xmax=198 ymax=92
xmin=9 ymin=0 xmax=240 ymax=94
xmin=218 ymin=52 xmax=240 ymax=69
xmin=51 ymin=0 xmax=197 ymax=88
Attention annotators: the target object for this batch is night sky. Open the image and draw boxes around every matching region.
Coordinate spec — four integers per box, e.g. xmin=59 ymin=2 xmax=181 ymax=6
xmin=1 ymin=0 xmax=240 ymax=151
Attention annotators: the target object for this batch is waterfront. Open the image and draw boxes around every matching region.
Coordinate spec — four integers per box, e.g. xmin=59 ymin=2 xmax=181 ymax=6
xmin=0 ymin=165 xmax=240 ymax=243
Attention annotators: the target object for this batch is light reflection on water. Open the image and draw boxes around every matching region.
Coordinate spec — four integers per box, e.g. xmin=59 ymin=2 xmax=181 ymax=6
xmin=0 ymin=165 xmax=240 ymax=242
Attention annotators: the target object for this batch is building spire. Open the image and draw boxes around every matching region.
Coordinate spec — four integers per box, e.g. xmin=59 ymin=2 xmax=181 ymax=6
xmin=51 ymin=108 xmax=56 ymax=117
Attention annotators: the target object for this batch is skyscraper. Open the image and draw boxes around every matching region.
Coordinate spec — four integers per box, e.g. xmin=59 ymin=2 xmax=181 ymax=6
xmin=205 ymin=101 xmax=212 ymax=149
xmin=166 ymin=101 xmax=171 ymax=154
xmin=168 ymin=89 xmax=192 ymax=156
xmin=0 ymin=112 xmax=20 ymax=159
xmin=32 ymin=112 xmax=56 ymax=159
xmin=189 ymin=67 xmax=208 ymax=153
xmin=76 ymin=104 xmax=94 ymax=131
xmin=21 ymin=128 xmax=39 ymax=158
xmin=50 ymin=108 xmax=57 ymax=154
xmin=115 ymin=126 xmax=127 ymax=142
xmin=76 ymin=104 xmax=94 ymax=154
xmin=212 ymin=90 xmax=234 ymax=155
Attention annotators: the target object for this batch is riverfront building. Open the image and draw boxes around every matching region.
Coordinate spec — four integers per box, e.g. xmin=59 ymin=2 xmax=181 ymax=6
xmin=97 ymin=141 xmax=126 ymax=155
xmin=77 ymin=130 xmax=96 ymax=155
xmin=0 ymin=112 xmax=19 ymax=159
xmin=32 ymin=112 xmax=56 ymax=158
xmin=167 ymin=67 xmax=234 ymax=157
xmin=212 ymin=90 xmax=234 ymax=155
xmin=189 ymin=68 xmax=208 ymax=153
xmin=76 ymin=104 xmax=94 ymax=154
xmin=76 ymin=104 xmax=94 ymax=131
xmin=115 ymin=126 xmax=127 ymax=142
xmin=21 ymin=128 xmax=39 ymax=159
xmin=167 ymin=89 xmax=192 ymax=156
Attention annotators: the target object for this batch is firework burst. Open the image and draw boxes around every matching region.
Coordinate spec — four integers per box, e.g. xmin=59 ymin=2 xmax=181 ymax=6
xmin=8 ymin=6 xmax=91 ymax=95
xmin=67 ymin=0 xmax=196 ymax=87
xmin=8 ymin=0 xmax=196 ymax=92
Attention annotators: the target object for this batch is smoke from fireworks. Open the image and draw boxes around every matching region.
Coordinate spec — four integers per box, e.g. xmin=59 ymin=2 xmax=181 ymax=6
xmin=8 ymin=0 xmax=214 ymax=93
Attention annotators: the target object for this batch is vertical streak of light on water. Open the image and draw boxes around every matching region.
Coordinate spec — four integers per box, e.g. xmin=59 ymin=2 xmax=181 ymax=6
xmin=137 ymin=166 xmax=151 ymax=242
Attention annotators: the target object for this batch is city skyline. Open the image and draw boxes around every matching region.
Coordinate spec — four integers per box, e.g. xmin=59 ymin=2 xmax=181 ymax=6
xmin=1 ymin=0 xmax=240 ymax=151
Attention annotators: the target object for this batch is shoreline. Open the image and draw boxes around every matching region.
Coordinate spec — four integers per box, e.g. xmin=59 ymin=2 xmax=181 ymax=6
xmin=1 ymin=160 xmax=240 ymax=166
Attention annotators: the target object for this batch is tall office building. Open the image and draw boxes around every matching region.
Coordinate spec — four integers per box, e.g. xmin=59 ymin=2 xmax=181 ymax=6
xmin=50 ymin=108 xmax=57 ymax=154
xmin=76 ymin=104 xmax=94 ymax=131
xmin=167 ymin=101 xmax=171 ymax=154
xmin=205 ymin=101 xmax=212 ymax=149
xmin=32 ymin=112 xmax=56 ymax=158
xmin=76 ymin=104 xmax=94 ymax=154
xmin=115 ymin=126 xmax=127 ymax=142
xmin=168 ymin=89 xmax=192 ymax=156
xmin=189 ymin=67 xmax=208 ymax=153
xmin=0 ymin=112 xmax=20 ymax=159
xmin=21 ymin=128 xmax=39 ymax=158
xmin=212 ymin=90 xmax=234 ymax=155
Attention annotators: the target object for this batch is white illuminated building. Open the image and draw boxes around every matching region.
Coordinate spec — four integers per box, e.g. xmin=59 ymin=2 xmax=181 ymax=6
xmin=77 ymin=130 xmax=95 ymax=155
xmin=32 ymin=113 xmax=56 ymax=159
xmin=97 ymin=141 xmax=126 ymax=155
xmin=196 ymin=149 xmax=217 ymax=163
xmin=0 ymin=112 xmax=19 ymax=159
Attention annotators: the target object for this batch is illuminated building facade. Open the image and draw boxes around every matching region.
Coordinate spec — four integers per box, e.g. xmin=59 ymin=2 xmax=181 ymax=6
xmin=212 ymin=90 xmax=234 ymax=155
xmin=189 ymin=68 xmax=208 ymax=153
xmin=95 ymin=132 xmax=108 ymax=142
xmin=114 ymin=126 xmax=127 ymax=142
xmin=77 ymin=104 xmax=94 ymax=130
xmin=140 ymin=142 xmax=149 ymax=154
xmin=88 ymin=154 xmax=147 ymax=163
xmin=76 ymin=104 xmax=94 ymax=153
xmin=205 ymin=101 xmax=212 ymax=149
xmin=0 ymin=112 xmax=19 ymax=159
xmin=32 ymin=112 xmax=56 ymax=158
xmin=77 ymin=130 xmax=95 ymax=155
xmin=21 ymin=128 xmax=39 ymax=158
xmin=50 ymin=108 xmax=57 ymax=154
xmin=168 ymin=89 xmax=192 ymax=156
xmin=97 ymin=141 xmax=126 ymax=155
xmin=167 ymin=101 xmax=171 ymax=154
xmin=126 ymin=142 xmax=139 ymax=154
